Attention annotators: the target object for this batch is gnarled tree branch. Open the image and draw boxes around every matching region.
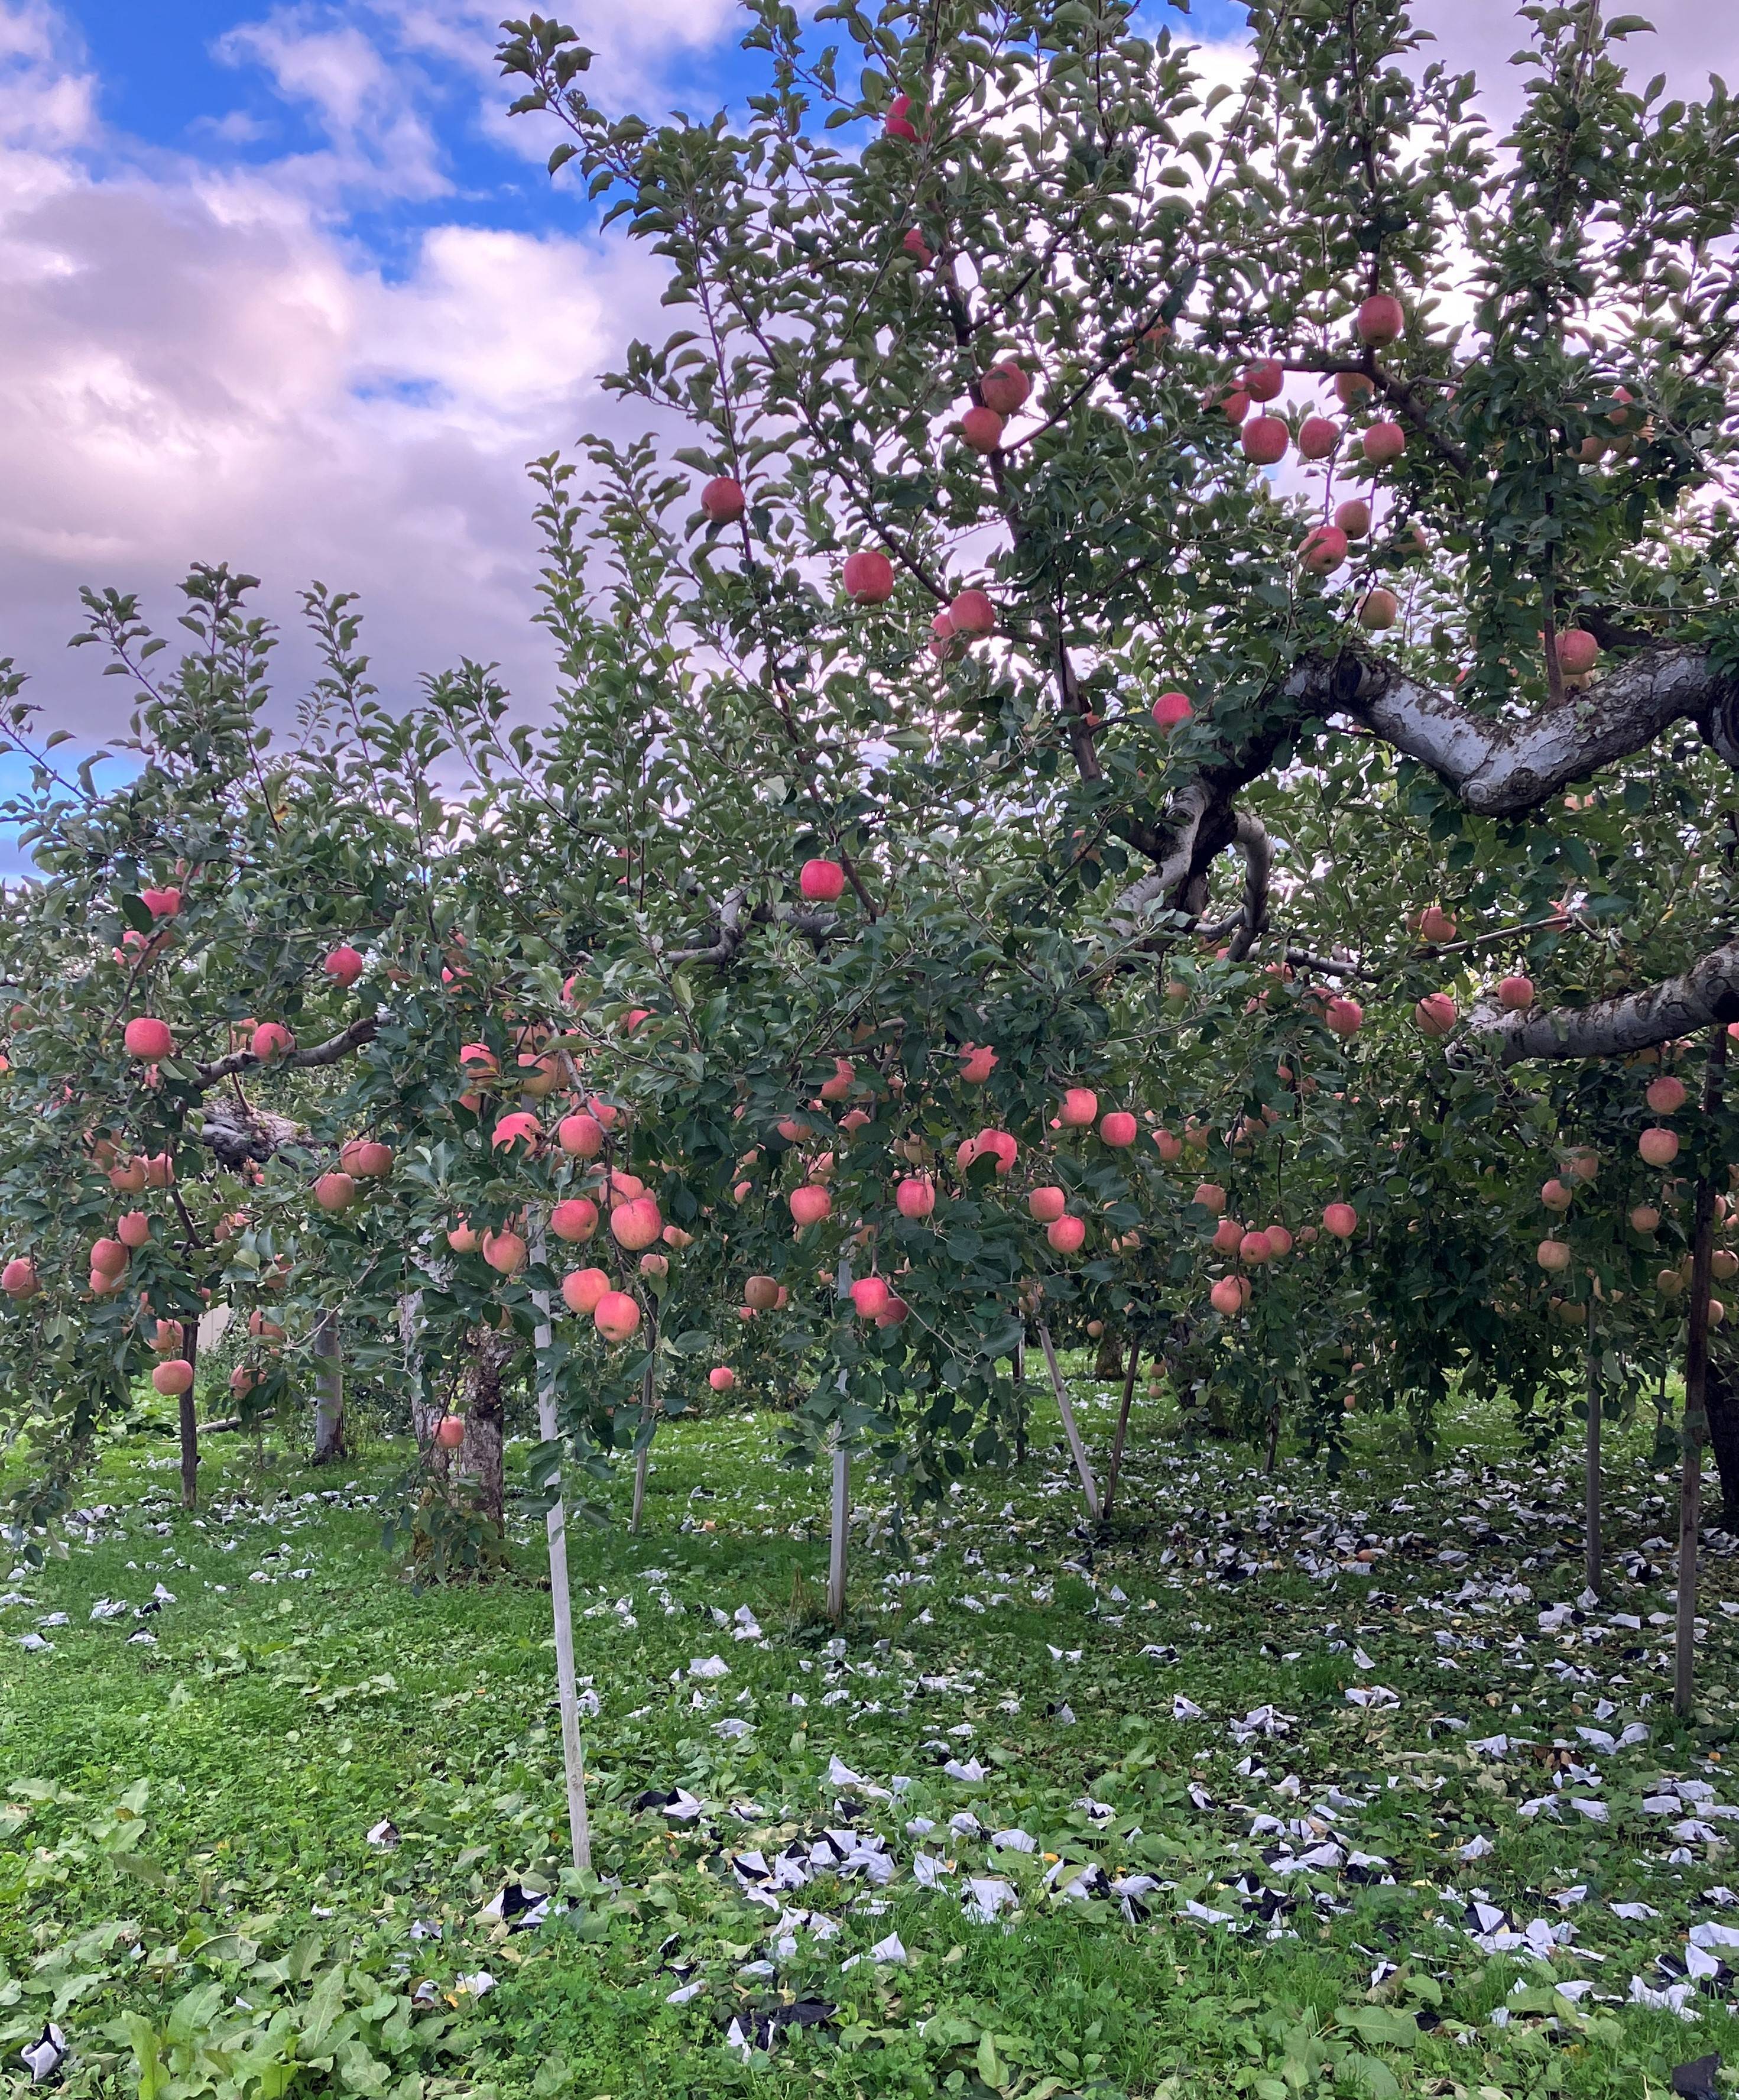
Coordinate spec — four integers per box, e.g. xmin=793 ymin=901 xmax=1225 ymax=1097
xmin=191 ymin=1014 xmax=379 ymax=1091
xmin=1466 ymin=941 xmax=1739 ymax=1064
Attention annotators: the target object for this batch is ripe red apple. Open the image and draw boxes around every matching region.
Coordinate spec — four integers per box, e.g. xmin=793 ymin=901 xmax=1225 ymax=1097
xmin=1413 ymin=992 xmax=1458 ymax=1038
xmin=744 ymin=1275 xmax=780 ymax=1311
xmin=709 ymin=1366 xmax=736 ymax=1392
xmin=1299 ymin=526 xmax=1348 ymax=576
xmin=843 ymin=549 xmax=896 ymax=604
xmin=1541 ymin=1178 xmax=1573 ymax=1211
xmin=639 ymin=1252 xmax=668 ymax=1279
xmin=884 ymin=93 xmax=919 ymax=141
xmin=1497 ymin=975 xmax=1534 ymax=1012
xmin=1212 ymin=1216 xmax=1244 ymax=1256
xmin=959 ymin=1129 xmax=1018 ymax=1175
xmin=877 ymin=1297 xmax=910 ymax=1328
xmin=1556 ymin=628 xmax=1599 ymax=675
xmin=447 ymin=1221 xmax=479 ymax=1254
xmin=1046 ymin=1215 xmax=1086 ymax=1255
xmin=1335 ymin=371 xmax=1377 ymax=407
xmin=1334 ymin=497 xmax=1371 ymax=538
xmin=1356 ymin=293 xmax=1404 ymax=346
xmin=851 ymin=1275 xmax=891 ymax=1318
xmin=1028 ymin=1186 xmax=1068 ymax=1223
xmin=1630 ymin=1204 xmax=1661 ymax=1234
xmin=249 ymin=1310 xmax=286 ymax=1340
xmin=229 ymin=1365 xmax=257 ymax=1399
xmin=141 ymin=886 xmax=181 ymax=918
xmin=1099 ymin=1111 xmax=1137 ymax=1148
xmin=492 ymin=1111 xmax=542 ymax=1155
xmin=896 ymin=1177 xmax=936 ymax=1220
xmin=901 ymin=228 xmax=933 ymax=267
xmin=1266 ymin=1224 xmax=1294 ymax=1256
xmin=790 ymin=1185 xmax=832 ymax=1227
xmin=929 ymin=611 xmax=959 ymax=660
xmin=1536 ymin=1239 xmax=1572 ymax=1273
xmin=1241 ymin=415 xmax=1289 ymax=465
xmin=1209 ymin=1275 xmax=1247 ymax=1316
xmin=116 ymin=1211 xmax=150 ymax=1249
xmin=314 ymin=1171 xmax=358 ymax=1214
xmin=342 ymin=1139 xmax=393 ymax=1178
xmin=979 ymin=361 xmax=1031 ymax=416
xmin=251 ymin=1021 xmax=294 ymax=1061
xmin=1417 ymin=905 xmax=1456 ymax=943
xmin=323 ymin=944 xmax=365 ymax=989
xmin=144 ymin=1153 xmax=174 ymax=1189
xmin=1657 ymin=1268 xmax=1686 ymax=1298
xmin=800 ymin=858 xmax=846 ymax=903
xmin=1153 ymin=1128 xmax=1183 ymax=1162
xmin=959 ymin=1042 xmax=997 ymax=1083
xmin=432 ymin=1415 xmax=466 ymax=1450
xmin=484 ymin=1229 xmax=529 ymax=1275
xmin=950 ymin=588 xmax=995 ymax=637
xmin=1362 ymin=421 xmax=1406 ymax=465
xmin=89 ymin=1237 xmax=128 ymax=1279
xmin=460 ymin=1042 xmax=499 ymax=1083
xmin=1239 ymin=1229 xmax=1273 ymax=1265
xmin=1297 ymin=416 xmax=1339 ymax=460
xmin=1193 ymin=1181 xmax=1227 ymax=1216
xmin=1151 ymin=691 xmax=1193 ymax=731
xmin=594 ymin=1290 xmax=642 ymax=1343
xmin=700 ymin=477 xmax=745 ymax=524
xmin=559 ymin=1266 xmax=611 ymax=1315
xmin=1059 ymin=1087 xmax=1098 ymax=1128
xmin=1 ymin=1255 xmax=37 ymax=1298
xmin=611 ymin=1195 xmax=663 ymax=1250
xmin=1242 ymin=358 xmax=1284 ymax=401
xmin=1564 ymin=1148 xmax=1599 ymax=1182
xmin=1326 ymin=996 xmax=1363 ymax=1036
xmin=551 ymin=1197 xmax=599 ymax=1243
xmin=818 ymin=1057 xmax=854 ymax=1103
xmin=1647 ymin=1074 xmax=1688 ymax=1114
xmin=1639 ymin=1127 xmax=1680 ymax=1168
xmin=1357 ymin=588 xmax=1399 ymax=631
xmin=109 ymin=1158 xmax=147 ymax=1195
xmin=124 ymin=1016 xmax=174 ymax=1061
xmin=557 ymin=1112 xmax=605 ymax=1159
xmin=959 ymin=406 xmax=1004 ymax=453
xmin=1322 ymin=1202 xmax=1358 ymax=1239
xmin=153 ymin=1359 xmax=194 ymax=1397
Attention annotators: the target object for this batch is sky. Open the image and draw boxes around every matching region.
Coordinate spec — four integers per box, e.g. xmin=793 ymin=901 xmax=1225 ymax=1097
xmin=0 ymin=0 xmax=1734 ymax=780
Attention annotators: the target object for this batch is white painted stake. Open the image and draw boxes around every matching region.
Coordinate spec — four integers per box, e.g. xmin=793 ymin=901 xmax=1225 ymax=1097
xmin=531 ymin=1223 xmax=591 ymax=1876
xmin=1037 ymin=1323 xmax=1102 ymax=1522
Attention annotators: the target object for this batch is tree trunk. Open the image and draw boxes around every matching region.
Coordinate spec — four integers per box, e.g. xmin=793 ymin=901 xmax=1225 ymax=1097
xmin=1677 ymin=1023 xmax=1727 ymax=1719
xmin=1102 ymin=1345 xmax=1139 ymax=1519
xmin=312 ymin=1312 xmax=346 ymax=1464
xmin=1094 ymin=1330 xmax=1125 ymax=1380
xmin=460 ymin=1327 xmax=510 ymax=1528
xmin=179 ymin=1318 xmax=200 ymax=1512
xmin=1037 ymin=1323 xmax=1101 ymax=1522
xmin=1708 ymin=1346 xmax=1739 ymax=1532
xmin=531 ymin=1220 xmax=591 ymax=1875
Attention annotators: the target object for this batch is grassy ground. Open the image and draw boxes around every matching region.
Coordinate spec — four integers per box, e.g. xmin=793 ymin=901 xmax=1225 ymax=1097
xmin=4 ymin=1372 xmax=1738 ymax=2100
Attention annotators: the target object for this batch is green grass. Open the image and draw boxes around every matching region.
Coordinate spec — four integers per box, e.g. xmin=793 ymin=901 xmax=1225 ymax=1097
xmin=4 ymin=1376 xmax=1738 ymax=2099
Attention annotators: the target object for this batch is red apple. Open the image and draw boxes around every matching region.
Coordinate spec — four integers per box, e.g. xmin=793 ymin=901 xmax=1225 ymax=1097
xmin=1556 ymin=628 xmax=1599 ymax=675
xmin=323 ymin=944 xmax=364 ymax=989
xmin=1299 ymin=526 xmax=1348 ymax=576
xmin=950 ymin=588 xmax=996 ymax=637
xmin=1326 ymin=996 xmax=1363 ymax=1036
xmin=709 ymin=1366 xmax=736 ymax=1392
xmin=1028 ymin=1186 xmax=1068 ymax=1223
xmin=1413 ymin=993 xmax=1458 ymax=1038
xmin=492 ymin=1111 xmax=542 ymax=1155
xmin=1266 ymin=1224 xmax=1294 ymax=1257
xmin=434 ymin=1415 xmax=466 ymax=1449
xmin=1239 ymin=1229 xmax=1274 ymax=1265
xmin=800 ymin=858 xmax=846 ymax=903
xmin=1647 ymin=1074 xmax=1688 ymax=1114
xmin=117 ymin=1211 xmax=151 ymax=1248
xmin=1153 ymin=1128 xmax=1183 ymax=1162
xmin=552 ymin=1197 xmax=599 ymax=1243
xmin=1212 ymin=1216 xmax=1244 ymax=1256
xmin=314 ymin=1171 xmax=358 ymax=1213
xmin=1099 ymin=1110 xmax=1137 ymax=1148
xmin=1639 ymin=1127 xmax=1680 ymax=1167
xmin=594 ymin=1291 xmax=642 ymax=1343
xmin=843 ymin=549 xmax=895 ymax=604
xmin=1 ymin=1255 xmax=37 ymax=1298
xmin=1630 ymin=1204 xmax=1661 ymax=1233
xmin=1363 ymin=421 xmax=1406 ymax=466
xmin=562 ymin=1266 xmax=612 ymax=1315
xmin=124 ymin=1016 xmax=174 ymax=1061
xmin=1242 ymin=358 xmax=1284 ymax=401
xmin=1357 ymin=588 xmax=1399 ymax=631
xmin=153 ymin=1359 xmax=194 ymax=1397
xmin=901 ymin=228 xmax=933 ymax=267
xmin=447 ymin=1221 xmax=479 ymax=1254
xmin=1536 ymin=1239 xmax=1572 ymax=1273
xmin=959 ymin=406 xmax=1004 ymax=453
xmin=1356 ymin=294 xmax=1404 ymax=346
xmin=979 ymin=361 xmax=1031 ymax=416
xmin=558 ymin=1112 xmax=605 ymax=1159
xmin=851 ymin=1275 xmax=891 ymax=1318
xmin=1151 ymin=691 xmax=1193 ymax=731
xmin=884 ymin=93 xmax=919 ymax=141
xmin=896 ymin=1177 xmax=936 ymax=1220
xmin=1209 ymin=1275 xmax=1247 ymax=1315
xmin=141 ymin=886 xmax=181 ymax=918
xmin=342 ymin=1139 xmax=393 ymax=1178
xmin=611 ymin=1195 xmax=663 ymax=1250
xmin=1206 ymin=384 xmax=1250 ymax=424
xmin=1193 ymin=1182 xmax=1227 ymax=1216
xmin=1322 ymin=1202 xmax=1358 ymax=1239
xmin=251 ymin=1021 xmax=294 ymax=1061
xmin=1334 ymin=497 xmax=1371 ymax=537
xmin=1335 ymin=371 xmax=1377 ymax=407
xmin=1241 ymin=414 xmax=1289 ymax=465
xmin=1417 ymin=905 xmax=1456 ymax=943
xmin=1497 ymin=975 xmax=1534 ymax=1012
xmin=700 ymin=477 xmax=745 ymax=524
xmin=959 ymin=1042 xmax=997 ymax=1083
xmin=1046 ymin=1215 xmax=1086 ymax=1255
xmin=89 ymin=1237 xmax=128 ymax=1279
xmin=1541 ymin=1178 xmax=1573 ymax=1211
xmin=1059 ymin=1087 xmax=1098 ymax=1127
xmin=790 ymin=1184 xmax=832 ymax=1227
xmin=483 ymin=1229 xmax=529 ymax=1275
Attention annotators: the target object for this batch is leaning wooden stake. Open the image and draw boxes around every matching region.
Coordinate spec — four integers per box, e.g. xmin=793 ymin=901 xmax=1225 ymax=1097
xmin=1037 ymin=1323 xmax=1101 ymax=1522
xmin=531 ymin=1227 xmax=591 ymax=1875
xmin=630 ymin=1349 xmax=657 ymax=1537
xmin=1677 ymin=1023 xmax=1728 ymax=1720
xmin=178 ymin=1317 xmax=200 ymax=1512
xmin=1102 ymin=1344 xmax=1140 ymax=1520
xmin=828 ymin=1423 xmax=850 ymax=1625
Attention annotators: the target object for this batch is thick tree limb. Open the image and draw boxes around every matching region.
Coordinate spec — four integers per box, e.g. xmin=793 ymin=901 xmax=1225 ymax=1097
xmin=197 ymin=1101 xmax=312 ymax=1171
xmin=1223 ymin=812 xmax=1272 ymax=963
xmin=1296 ymin=644 xmax=1737 ymax=815
xmin=192 ymin=1015 xmax=379 ymax=1091
xmin=1466 ymin=940 xmax=1739 ymax=1064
